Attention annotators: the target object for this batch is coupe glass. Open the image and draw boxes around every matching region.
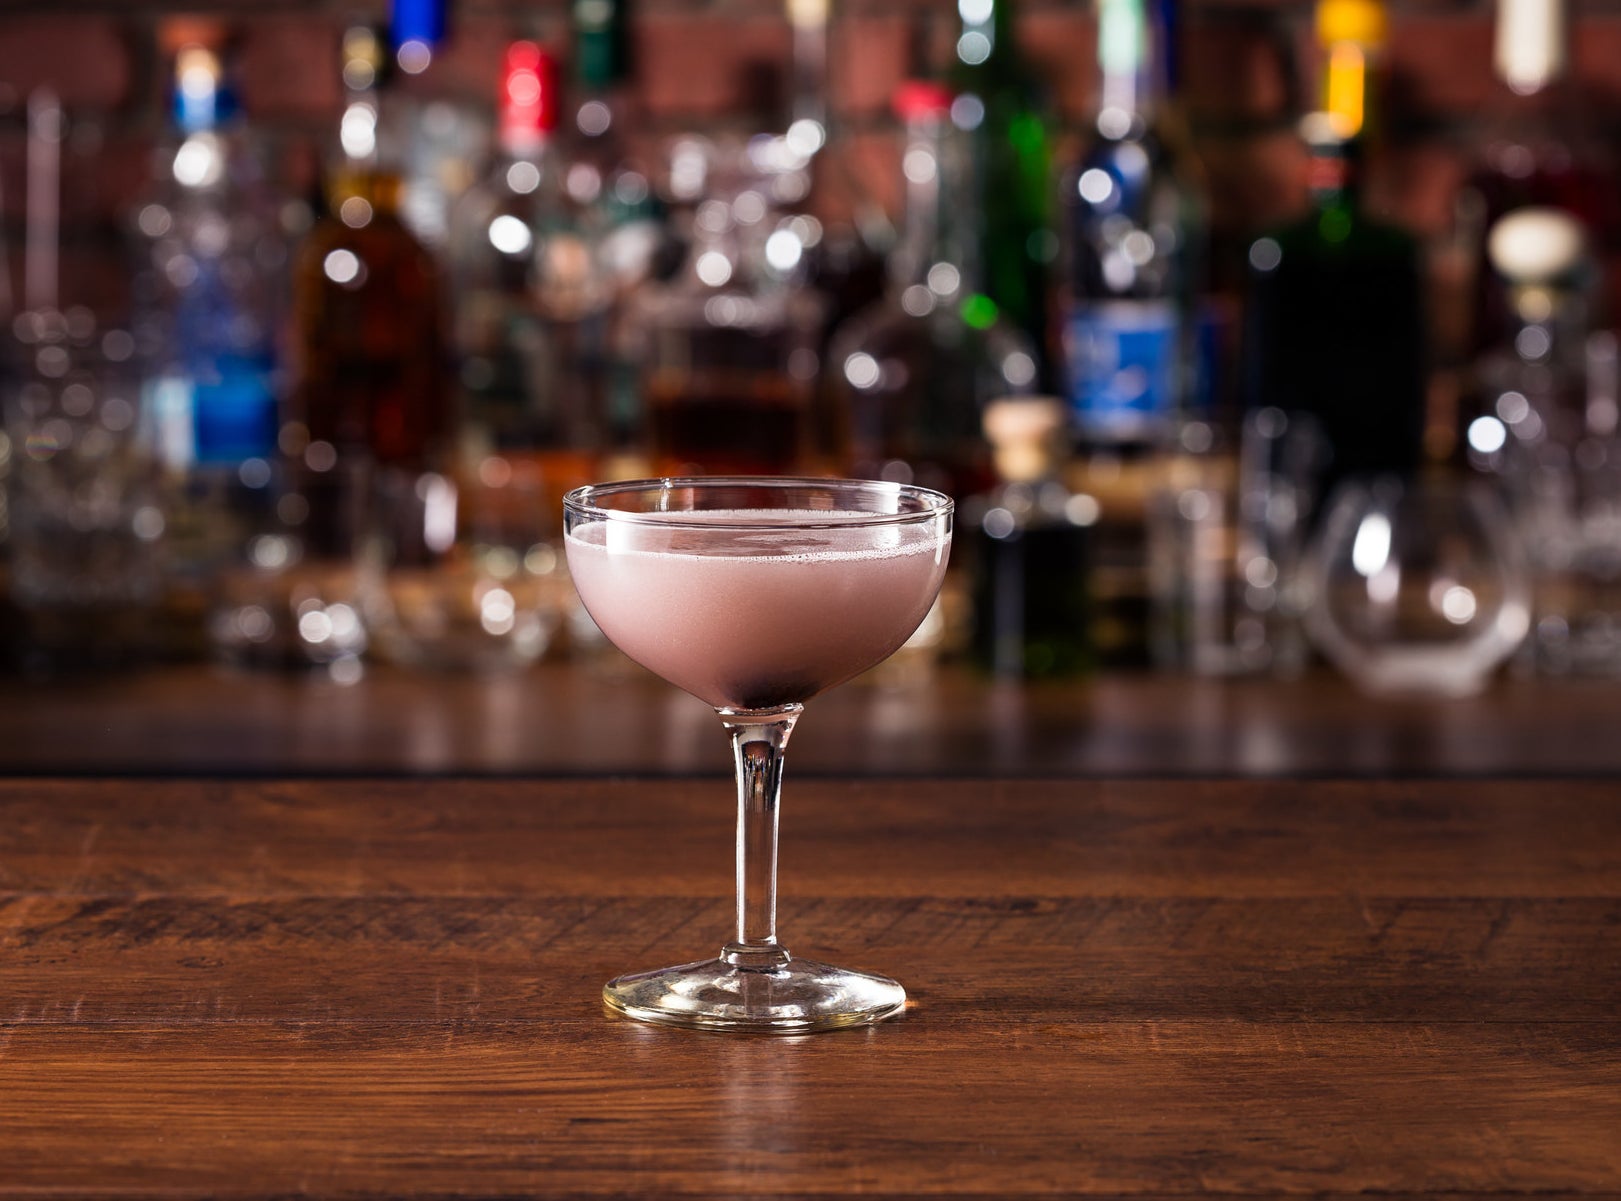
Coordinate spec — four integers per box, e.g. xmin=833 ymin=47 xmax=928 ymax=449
xmin=563 ymin=477 xmax=953 ymax=1032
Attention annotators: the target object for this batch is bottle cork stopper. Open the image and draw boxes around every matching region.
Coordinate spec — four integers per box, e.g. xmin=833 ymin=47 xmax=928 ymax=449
xmin=1488 ymin=207 xmax=1586 ymax=285
xmin=983 ymin=397 xmax=1067 ymax=483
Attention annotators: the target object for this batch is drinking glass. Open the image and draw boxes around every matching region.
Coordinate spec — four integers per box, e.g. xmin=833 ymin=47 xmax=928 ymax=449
xmin=1302 ymin=473 xmax=1531 ymax=697
xmin=563 ymin=477 xmax=953 ymax=1032
xmin=360 ymin=466 xmax=564 ymax=672
xmin=3 ymin=314 xmax=166 ymax=673
xmin=208 ymin=456 xmax=369 ymax=676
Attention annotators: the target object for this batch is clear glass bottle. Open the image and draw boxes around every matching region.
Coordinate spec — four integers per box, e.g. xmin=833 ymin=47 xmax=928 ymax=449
xmin=129 ymin=31 xmax=290 ymax=654
xmin=1466 ymin=208 xmax=1621 ymax=675
xmin=386 ymin=0 xmax=487 ymax=252
xmin=827 ymin=80 xmax=1038 ymax=502
xmin=133 ymin=37 xmax=285 ymax=476
xmin=445 ymin=39 xmax=608 ymax=518
xmin=628 ymin=138 xmax=828 ymax=477
xmin=783 ymin=0 xmax=892 ymax=348
xmin=565 ymin=0 xmax=665 ymax=461
xmin=964 ymin=397 xmax=1097 ymax=678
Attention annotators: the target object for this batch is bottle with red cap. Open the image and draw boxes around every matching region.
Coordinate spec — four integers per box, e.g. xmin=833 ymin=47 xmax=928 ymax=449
xmin=825 ymin=79 xmax=1038 ymax=503
xmin=444 ymin=40 xmax=611 ymax=514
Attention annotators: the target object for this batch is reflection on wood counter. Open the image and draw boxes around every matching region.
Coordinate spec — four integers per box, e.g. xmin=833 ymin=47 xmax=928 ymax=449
xmin=5 ymin=660 xmax=1621 ymax=776
xmin=2 ymin=777 xmax=1618 ymax=1196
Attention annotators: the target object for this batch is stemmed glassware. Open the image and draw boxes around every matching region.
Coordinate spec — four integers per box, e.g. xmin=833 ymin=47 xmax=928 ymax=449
xmin=563 ymin=477 xmax=953 ymax=1032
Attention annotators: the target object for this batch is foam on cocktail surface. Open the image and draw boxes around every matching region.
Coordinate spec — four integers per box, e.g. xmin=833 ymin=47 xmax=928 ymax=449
xmin=565 ymin=509 xmax=949 ymax=709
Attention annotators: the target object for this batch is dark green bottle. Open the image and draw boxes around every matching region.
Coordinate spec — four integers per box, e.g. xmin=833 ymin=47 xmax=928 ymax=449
xmin=951 ymin=0 xmax=1054 ymax=386
xmin=1242 ymin=0 xmax=1426 ymax=509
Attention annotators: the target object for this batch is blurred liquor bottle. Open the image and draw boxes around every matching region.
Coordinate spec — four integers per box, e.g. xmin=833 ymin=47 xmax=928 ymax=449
xmin=964 ymin=397 xmax=1097 ymax=678
xmin=784 ymin=0 xmax=892 ymax=348
xmin=288 ymin=21 xmax=449 ymax=513
xmin=1466 ymin=209 xmax=1619 ymax=674
xmin=1460 ymin=0 xmax=1616 ymax=358
xmin=566 ymin=0 xmax=665 ymax=463
xmin=827 ymin=80 xmax=1038 ymax=502
xmin=627 ymin=137 xmax=826 ymax=477
xmin=1156 ymin=0 xmax=1231 ymax=424
xmin=1054 ymin=0 xmax=1202 ymax=666
xmin=1241 ymin=0 xmax=1426 ymax=507
xmin=950 ymin=0 xmax=1055 ymax=387
xmin=130 ymin=25 xmax=291 ymax=652
xmin=567 ymin=0 xmax=661 ymax=239
xmin=445 ymin=41 xmax=608 ymax=524
xmin=386 ymin=0 xmax=488 ymax=251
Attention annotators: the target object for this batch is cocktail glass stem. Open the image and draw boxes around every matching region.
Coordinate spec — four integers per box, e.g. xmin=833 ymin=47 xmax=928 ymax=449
xmin=719 ymin=704 xmax=801 ymax=971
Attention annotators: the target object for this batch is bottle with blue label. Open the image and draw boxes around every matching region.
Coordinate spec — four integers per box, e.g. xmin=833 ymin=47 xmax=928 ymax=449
xmin=1053 ymin=0 xmax=1202 ymax=665
xmin=133 ymin=35 xmax=286 ymax=475
xmin=1057 ymin=0 xmax=1200 ymax=445
xmin=130 ymin=27 xmax=292 ymax=654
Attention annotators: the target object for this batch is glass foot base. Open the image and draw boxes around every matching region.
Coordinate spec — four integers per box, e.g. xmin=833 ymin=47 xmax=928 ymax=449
xmin=603 ymin=955 xmax=906 ymax=1034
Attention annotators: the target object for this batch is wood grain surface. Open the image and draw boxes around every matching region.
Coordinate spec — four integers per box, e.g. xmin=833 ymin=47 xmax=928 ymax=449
xmin=2 ymin=777 xmax=1619 ymax=1197
xmin=3 ymin=661 xmax=1621 ymax=777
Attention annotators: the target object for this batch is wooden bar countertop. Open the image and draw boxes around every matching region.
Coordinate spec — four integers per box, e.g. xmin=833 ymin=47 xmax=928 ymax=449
xmin=3 ymin=770 xmax=1619 ymax=1196
xmin=4 ymin=658 xmax=1621 ymax=776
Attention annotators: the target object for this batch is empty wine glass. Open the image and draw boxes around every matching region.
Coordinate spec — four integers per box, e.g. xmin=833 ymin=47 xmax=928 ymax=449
xmin=1302 ymin=473 xmax=1531 ymax=697
xmin=563 ymin=477 xmax=952 ymax=1032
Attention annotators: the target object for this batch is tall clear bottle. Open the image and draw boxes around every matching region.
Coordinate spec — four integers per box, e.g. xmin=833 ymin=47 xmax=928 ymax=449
xmin=1055 ymin=0 xmax=1201 ymax=665
xmin=566 ymin=0 xmax=664 ymax=462
xmin=130 ymin=30 xmax=290 ymax=654
xmin=445 ymin=40 xmax=609 ymax=520
xmin=567 ymin=0 xmax=659 ymax=242
xmin=784 ymin=0 xmax=892 ymax=345
xmin=387 ymin=0 xmax=487 ymax=252
xmin=135 ymin=37 xmax=285 ymax=479
xmin=827 ymin=80 xmax=1038 ymax=502
xmin=629 ymin=144 xmax=828 ymax=478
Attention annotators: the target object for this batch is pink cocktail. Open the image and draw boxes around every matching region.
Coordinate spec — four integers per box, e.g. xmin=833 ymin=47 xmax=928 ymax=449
xmin=564 ymin=477 xmax=953 ymax=1032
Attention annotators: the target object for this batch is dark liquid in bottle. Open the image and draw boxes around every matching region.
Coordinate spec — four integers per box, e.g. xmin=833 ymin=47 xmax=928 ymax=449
xmin=971 ymin=519 xmax=1093 ymax=678
xmin=1243 ymin=221 xmax=1427 ymax=513
xmin=645 ymin=371 xmax=812 ymax=477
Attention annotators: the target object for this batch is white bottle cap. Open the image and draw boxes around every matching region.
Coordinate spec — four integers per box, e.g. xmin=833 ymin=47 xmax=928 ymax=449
xmin=1495 ymin=0 xmax=1566 ymax=95
xmin=1487 ymin=206 xmax=1586 ymax=284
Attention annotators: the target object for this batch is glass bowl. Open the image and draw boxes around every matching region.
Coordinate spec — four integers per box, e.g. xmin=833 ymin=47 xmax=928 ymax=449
xmin=1302 ymin=474 xmax=1531 ymax=697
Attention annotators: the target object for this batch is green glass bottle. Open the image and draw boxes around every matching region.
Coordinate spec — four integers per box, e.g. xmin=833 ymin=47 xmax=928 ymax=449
xmin=951 ymin=0 xmax=1054 ymax=385
xmin=1242 ymin=0 xmax=1426 ymax=509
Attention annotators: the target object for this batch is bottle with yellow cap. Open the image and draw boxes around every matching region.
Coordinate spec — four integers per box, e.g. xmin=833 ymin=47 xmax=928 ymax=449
xmin=1240 ymin=0 xmax=1426 ymax=516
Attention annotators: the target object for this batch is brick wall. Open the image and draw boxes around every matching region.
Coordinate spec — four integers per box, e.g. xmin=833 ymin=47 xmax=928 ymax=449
xmin=2 ymin=0 xmax=1619 ymax=326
